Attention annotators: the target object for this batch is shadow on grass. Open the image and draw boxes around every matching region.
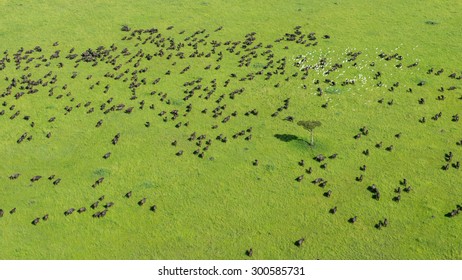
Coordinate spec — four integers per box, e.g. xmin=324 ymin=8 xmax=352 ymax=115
xmin=274 ymin=134 xmax=299 ymax=142
xmin=274 ymin=134 xmax=311 ymax=146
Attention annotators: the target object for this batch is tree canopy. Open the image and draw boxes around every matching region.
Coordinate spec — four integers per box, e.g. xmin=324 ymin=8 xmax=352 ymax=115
xmin=297 ymin=120 xmax=322 ymax=131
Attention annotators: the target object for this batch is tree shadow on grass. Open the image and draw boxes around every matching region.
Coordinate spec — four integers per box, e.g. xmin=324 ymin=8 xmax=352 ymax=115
xmin=274 ymin=134 xmax=310 ymax=146
xmin=274 ymin=134 xmax=299 ymax=142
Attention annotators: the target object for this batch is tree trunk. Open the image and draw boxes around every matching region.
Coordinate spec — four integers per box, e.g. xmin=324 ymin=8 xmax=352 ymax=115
xmin=310 ymin=130 xmax=314 ymax=146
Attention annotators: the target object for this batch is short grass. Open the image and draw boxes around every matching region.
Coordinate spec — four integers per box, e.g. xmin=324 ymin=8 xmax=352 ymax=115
xmin=0 ymin=0 xmax=461 ymax=259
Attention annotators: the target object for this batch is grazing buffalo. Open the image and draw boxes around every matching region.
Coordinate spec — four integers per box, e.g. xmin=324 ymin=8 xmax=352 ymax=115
xmin=349 ymin=216 xmax=357 ymax=223
xmin=0 ymin=209 xmax=3 ymax=217
xmin=330 ymin=206 xmax=337 ymax=214
xmin=105 ymin=202 xmax=114 ymax=208
xmin=324 ymin=190 xmax=332 ymax=197
xmin=246 ymin=248 xmax=253 ymax=257
xmin=454 ymin=161 xmax=460 ymax=169
xmin=150 ymin=205 xmax=157 ymax=212
xmin=91 ymin=201 xmax=99 ymax=209
xmin=96 ymin=177 xmax=104 ymax=185
xmin=30 ymin=175 xmax=42 ymax=182
xmin=10 ymin=208 xmax=16 ymax=214
xmin=53 ymin=178 xmax=61 ymax=185
xmin=99 ymin=210 xmax=108 ymax=217
xmin=139 ymin=198 xmax=146 ymax=206
xmin=43 ymin=214 xmax=49 ymax=221
xmin=9 ymin=173 xmax=20 ymax=180
xmin=32 ymin=218 xmax=40 ymax=225
xmin=294 ymin=238 xmax=305 ymax=247
xmin=103 ymin=152 xmax=111 ymax=159
xmin=64 ymin=208 xmax=75 ymax=215
xmin=78 ymin=207 xmax=86 ymax=213
xmin=96 ymin=119 xmax=103 ymax=127
xmin=125 ymin=191 xmax=132 ymax=198
xmin=314 ymin=154 xmax=325 ymax=162
xmin=295 ymin=175 xmax=304 ymax=182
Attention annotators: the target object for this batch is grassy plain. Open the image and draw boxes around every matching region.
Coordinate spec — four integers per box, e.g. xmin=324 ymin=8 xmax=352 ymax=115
xmin=0 ymin=0 xmax=461 ymax=259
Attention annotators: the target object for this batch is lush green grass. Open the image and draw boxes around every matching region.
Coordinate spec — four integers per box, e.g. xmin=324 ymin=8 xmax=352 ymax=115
xmin=0 ymin=0 xmax=461 ymax=259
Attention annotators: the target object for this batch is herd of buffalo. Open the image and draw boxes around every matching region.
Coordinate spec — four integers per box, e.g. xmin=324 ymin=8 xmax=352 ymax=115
xmin=0 ymin=23 xmax=460 ymax=257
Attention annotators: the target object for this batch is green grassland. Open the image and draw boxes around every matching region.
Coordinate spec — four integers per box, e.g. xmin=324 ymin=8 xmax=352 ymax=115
xmin=0 ymin=0 xmax=461 ymax=259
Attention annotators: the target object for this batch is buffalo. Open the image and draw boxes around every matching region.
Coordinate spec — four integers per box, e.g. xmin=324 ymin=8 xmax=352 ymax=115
xmin=30 ymin=175 xmax=42 ymax=182
xmin=64 ymin=208 xmax=75 ymax=215
xmin=349 ymin=216 xmax=357 ymax=223
xmin=9 ymin=173 xmax=20 ymax=180
xmin=294 ymin=238 xmax=305 ymax=247
xmin=246 ymin=248 xmax=253 ymax=257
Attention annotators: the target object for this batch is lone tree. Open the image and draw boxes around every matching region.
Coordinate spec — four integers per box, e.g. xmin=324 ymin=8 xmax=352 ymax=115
xmin=297 ymin=120 xmax=322 ymax=146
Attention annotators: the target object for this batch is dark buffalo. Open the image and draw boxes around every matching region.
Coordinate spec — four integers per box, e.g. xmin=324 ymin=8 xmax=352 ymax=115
xmin=246 ymin=248 xmax=253 ymax=257
xmin=64 ymin=208 xmax=75 ymax=215
xmin=329 ymin=153 xmax=338 ymax=159
xmin=30 ymin=175 xmax=42 ymax=182
xmin=9 ymin=173 xmax=20 ymax=180
xmin=324 ymin=190 xmax=332 ymax=197
xmin=138 ymin=198 xmax=146 ymax=206
xmin=294 ymin=238 xmax=305 ymax=247
xmin=349 ymin=216 xmax=357 ymax=223
xmin=91 ymin=201 xmax=99 ymax=209
xmin=32 ymin=218 xmax=40 ymax=225
xmin=314 ymin=154 xmax=325 ymax=162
